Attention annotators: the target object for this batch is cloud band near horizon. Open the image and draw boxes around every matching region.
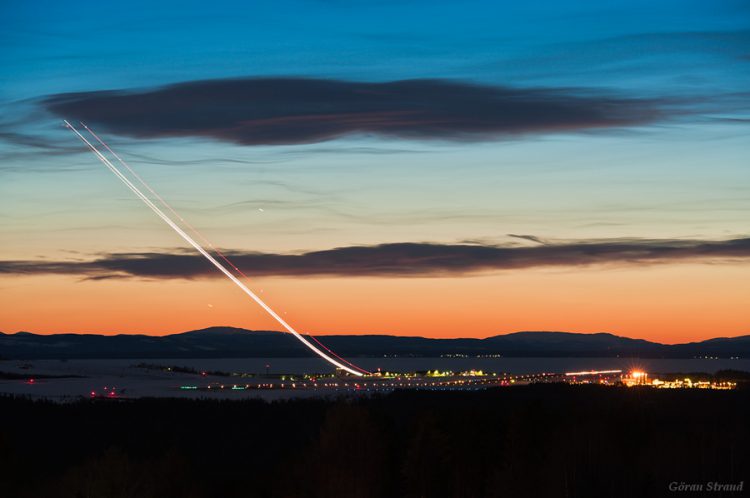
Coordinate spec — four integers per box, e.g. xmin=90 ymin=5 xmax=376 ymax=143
xmin=2 ymin=237 xmax=748 ymax=280
xmin=43 ymin=77 xmax=666 ymax=145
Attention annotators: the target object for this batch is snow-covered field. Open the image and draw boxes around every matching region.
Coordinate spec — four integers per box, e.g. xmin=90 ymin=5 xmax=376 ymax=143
xmin=0 ymin=358 xmax=340 ymax=401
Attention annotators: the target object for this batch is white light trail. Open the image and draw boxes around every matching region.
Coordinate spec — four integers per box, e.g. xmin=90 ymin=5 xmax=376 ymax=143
xmin=81 ymin=122 xmax=367 ymax=375
xmin=65 ymin=120 xmax=367 ymax=376
xmin=564 ymin=369 xmax=622 ymax=376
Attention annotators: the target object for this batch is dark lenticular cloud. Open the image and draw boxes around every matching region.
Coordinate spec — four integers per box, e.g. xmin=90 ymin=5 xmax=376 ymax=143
xmin=44 ymin=78 xmax=665 ymax=145
xmin=2 ymin=237 xmax=748 ymax=280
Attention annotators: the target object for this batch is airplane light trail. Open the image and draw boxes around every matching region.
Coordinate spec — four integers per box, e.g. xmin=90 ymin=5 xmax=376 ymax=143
xmin=80 ymin=123 xmax=367 ymax=375
xmin=64 ymin=120 xmax=368 ymax=376
xmin=564 ymin=370 xmax=622 ymax=376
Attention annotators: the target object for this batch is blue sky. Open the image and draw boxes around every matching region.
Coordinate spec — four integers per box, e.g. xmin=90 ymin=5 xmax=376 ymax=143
xmin=3 ymin=0 xmax=749 ymax=97
xmin=1 ymin=0 xmax=748 ymax=339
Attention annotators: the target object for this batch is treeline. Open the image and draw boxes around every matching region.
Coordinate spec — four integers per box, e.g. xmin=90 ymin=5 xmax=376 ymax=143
xmin=1 ymin=385 xmax=748 ymax=498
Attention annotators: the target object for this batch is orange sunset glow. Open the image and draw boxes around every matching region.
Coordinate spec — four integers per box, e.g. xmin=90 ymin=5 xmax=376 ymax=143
xmin=3 ymin=262 xmax=747 ymax=344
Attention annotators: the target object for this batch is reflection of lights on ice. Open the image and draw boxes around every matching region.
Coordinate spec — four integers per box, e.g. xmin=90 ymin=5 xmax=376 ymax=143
xmin=65 ymin=121 xmax=368 ymax=377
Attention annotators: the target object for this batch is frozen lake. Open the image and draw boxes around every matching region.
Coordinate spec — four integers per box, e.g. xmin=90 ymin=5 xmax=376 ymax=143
xmin=1 ymin=356 xmax=746 ymax=401
xmin=3 ymin=356 xmax=742 ymax=375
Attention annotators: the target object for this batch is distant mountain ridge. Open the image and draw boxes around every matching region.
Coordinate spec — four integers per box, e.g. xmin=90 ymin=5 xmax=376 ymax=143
xmin=1 ymin=327 xmax=749 ymax=359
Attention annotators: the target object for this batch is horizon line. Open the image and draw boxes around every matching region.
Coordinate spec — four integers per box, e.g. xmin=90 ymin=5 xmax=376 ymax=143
xmin=3 ymin=326 xmax=748 ymax=346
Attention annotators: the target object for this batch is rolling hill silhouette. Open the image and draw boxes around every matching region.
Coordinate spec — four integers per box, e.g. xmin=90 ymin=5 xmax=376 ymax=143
xmin=1 ymin=327 xmax=748 ymax=359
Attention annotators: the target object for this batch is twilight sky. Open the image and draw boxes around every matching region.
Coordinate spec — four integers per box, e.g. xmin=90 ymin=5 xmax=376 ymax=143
xmin=1 ymin=0 xmax=748 ymax=342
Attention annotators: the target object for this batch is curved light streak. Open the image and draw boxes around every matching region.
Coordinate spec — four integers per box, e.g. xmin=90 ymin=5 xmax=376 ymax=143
xmin=65 ymin=120 xmax=368 ymax=376
xmin=80 ymin=123 xmax=368 ymax=375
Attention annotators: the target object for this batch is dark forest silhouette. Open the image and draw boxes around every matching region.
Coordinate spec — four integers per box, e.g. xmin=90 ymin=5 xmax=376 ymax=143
xmin=1 ymin=385 xmax=748 ymax=497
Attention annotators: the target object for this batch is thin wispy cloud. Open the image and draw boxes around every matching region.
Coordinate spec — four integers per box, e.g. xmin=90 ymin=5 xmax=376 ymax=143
xmin=2 ymin=237 xmax=748 ymax=279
